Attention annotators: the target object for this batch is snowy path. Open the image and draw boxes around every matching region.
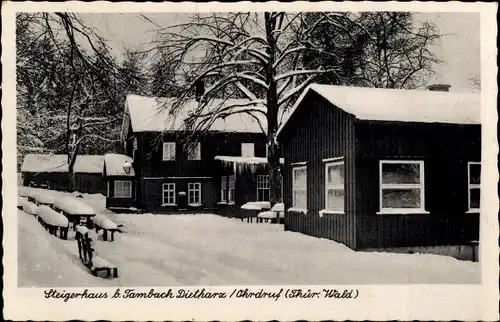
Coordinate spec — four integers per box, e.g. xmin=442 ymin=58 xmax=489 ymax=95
xmin=18 ymin=205 xmax=480 ymax=286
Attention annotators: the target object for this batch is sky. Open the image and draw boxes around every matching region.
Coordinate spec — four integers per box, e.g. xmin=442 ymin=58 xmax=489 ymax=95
xmin=80 ymin=12 xmax=481 ymax=92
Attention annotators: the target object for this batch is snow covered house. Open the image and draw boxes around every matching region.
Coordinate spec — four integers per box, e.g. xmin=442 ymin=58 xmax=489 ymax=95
xmin=120 ymin=89 xmax=277 ymax=214
xmin=20 ymin=154 xmax=106 ymax=194
xmin=277 ymin=84 xmax=481 ymax=260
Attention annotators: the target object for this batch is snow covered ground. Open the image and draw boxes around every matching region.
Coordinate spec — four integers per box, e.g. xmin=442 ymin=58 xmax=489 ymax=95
xmin=17 ymin=187 xmax=480 ymax=286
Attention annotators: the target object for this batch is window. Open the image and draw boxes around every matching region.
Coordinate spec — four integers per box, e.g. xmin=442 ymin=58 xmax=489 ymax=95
xmin=228 ymin=175 xmax=235 ymax=203
xmin=241 ymin=143 xmax=255 ymax=157
xmin=379 ymin=160 xmax=425 ymax=213
xmin=187 ymin=142 xmax=201 ymax=160
xmin=325 ymin=160 xmax=344 ymax=212
xmin=163 ymin=142 xmax=176 ymax=161
xmin=257 ymin=175 xmax=270 ymax=201
xmin=292 ymin=166 xmax=307 ymax=209
xmin=468 ymin=162 xmax=481 ymax=212
xmin=114 ymin=180 xmax=132 ymax=198
xmin=188 ymin=183 xmax=201 ymax=204
xmin=220 ymin=176 xmax=227 ymax=202
xmin=162 ymin=183 xmax=176 ymax=205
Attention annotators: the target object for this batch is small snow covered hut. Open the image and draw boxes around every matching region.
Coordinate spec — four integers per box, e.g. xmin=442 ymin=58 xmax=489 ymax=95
xmin=103 ymin=153 xmax=136 ymax=210
xmin=277 ymin=84 xmax=481 ymax=260
xmin=21 ymin=154 xmax=105 ymax=194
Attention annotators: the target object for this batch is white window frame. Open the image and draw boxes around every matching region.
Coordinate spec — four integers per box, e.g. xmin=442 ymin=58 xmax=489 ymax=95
xmin=378 ymin=160 xmax=426 ymax=214
xmin=114 ymin=180 xmax=132 ymax=198
xmin=256 ymin=175 xmax=270 ymax=202
xmin=220 ymin=176 xmax=227 ymax=202
xmin=241 ymin=143 xmax=255 ymax=157
xmin=162 ymin=183 xmax=176 ymax=205
xmin=467 ymin=161 xmax=481 ymax=213
xmin=228 ymin=175 xmax=236 ymax=203
xmin=187 ymin=142 xmax=201 ymax=160
xmin=162 ymin=142 xmax=176 ymax=161
xmin=106 ymin=181 xmax=110 ymax=198
xmin=324 ymin=160 xmax=345 ymax=213
xmin=188 ymin=182 xmax=202 ymax=204
xmin=292 ymin=165 xmax=307 ymax=209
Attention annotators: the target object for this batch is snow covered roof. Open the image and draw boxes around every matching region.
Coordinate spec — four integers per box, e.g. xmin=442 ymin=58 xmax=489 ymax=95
xmin=103 ymin=154 xmax=135 ymax=177
xmin=123 ymin=94 xmax=267 ymax=138
xmin=277 ymin=84 xmax=481 ymax=136
xmin=21 ymin=154 xmax=104 ymax=173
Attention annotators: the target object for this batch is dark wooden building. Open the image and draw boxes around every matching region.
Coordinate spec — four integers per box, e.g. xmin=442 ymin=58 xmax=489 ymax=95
xmin=277 ymin=84 xmax=481 ymax=260
xmin=120 ymin=93 xmax=274 ymax=214
xmin=21 ymin=154 xmax=106 ymax=194
xmin=103 ymin=153 xmax=137 ymax=210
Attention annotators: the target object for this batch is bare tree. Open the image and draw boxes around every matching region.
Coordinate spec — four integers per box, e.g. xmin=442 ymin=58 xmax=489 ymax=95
xmin=16 ymin=12 xmax=124 ymax=190
xmin=304 ymin=12 xmax=442 ymax=89
xmin=151 ymin=12 xmax=372 ymax=205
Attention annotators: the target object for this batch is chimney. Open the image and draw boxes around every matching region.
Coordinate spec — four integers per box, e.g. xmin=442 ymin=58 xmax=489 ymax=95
xmin=427 ymin=84 xmax=451 ymax=92
xmin=195 ymin=79 xmax=205 ymax=102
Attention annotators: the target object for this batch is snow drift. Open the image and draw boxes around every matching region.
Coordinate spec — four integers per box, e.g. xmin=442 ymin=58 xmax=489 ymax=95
xmin=22 ymin=201 xmax=38 ymax=215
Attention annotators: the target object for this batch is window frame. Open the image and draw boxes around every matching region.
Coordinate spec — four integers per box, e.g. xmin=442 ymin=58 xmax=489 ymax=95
xmin=188 ymin=182 xmax=202 ymax=204
xmin=241 ymin=143 xmax=255 ymax=157
xmin=162 ymin=183 xmax=176 ymax=205
xmin=220 ymin=176 xmax=227 ymax=202
xmin=378 ymin=160 xmax=426 ymax=214
xmin=256 ymin=175 xmax=270 ymax=202
xmin=228 ymin=175 xmax=236 ymax=203
xmin=292 ymin=165 xmax=307 ymax=209
xmin=187 ymin=142 xmax=201 ymax=161
xmin=162 ymin=142 xmax=176 ymax=161
xmin=114 ymin=180 xmax=132 ymax=198
xmin=324 ymin=160 xmax=345 ymax=213
xmin=467 ymin=161 xmax=481 ymax=213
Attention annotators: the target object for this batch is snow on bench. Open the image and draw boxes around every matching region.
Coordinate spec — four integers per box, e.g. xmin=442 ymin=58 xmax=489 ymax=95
xmin=53 ymin=196 xmax=96 ymax=230
xmin=92 ymin=214 xmax=119 ymax=242
xmin=241 ymin=201 xmax=271 ymax=210
xmin=18 ymin=187 xmax=32 ymax=198
xmin=32 ymin=193 xmax=56 ymax=206
xmin=54 ymin=196 xmax=96 ymax=215
xmin=37 ymin=205 xmax=69 ymax=227
xmin=18 ymin=196 xmax=29 ymax=210
xmin=271 ymin=203 xmax=284 ymax=212
xmin=22 ymin=201 xmax=38 ymax=215
xmin=257 ymin=211 xmax=277 ymax=223
xmin=36 ymin=205 xmax=70 ymax=239
xmin=240 ymin=201 xmax=272 ymax=223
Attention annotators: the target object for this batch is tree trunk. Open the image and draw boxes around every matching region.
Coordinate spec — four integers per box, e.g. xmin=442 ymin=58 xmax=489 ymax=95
xmin=264 ymin=12 xmax=281 ymax=207
xmin=68 ymin=167 xmax=76 ymax=192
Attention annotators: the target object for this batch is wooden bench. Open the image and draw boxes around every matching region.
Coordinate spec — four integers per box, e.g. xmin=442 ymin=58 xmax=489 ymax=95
xmin=36 ymin=205 xmax=69 ymax=240
xmin=76 ymin=226 xmax=118 ymax=278
xmin=53 ymin=196 xmax=96 ymax=231
xmin=92 ymin=214 xmax=119 ymax=242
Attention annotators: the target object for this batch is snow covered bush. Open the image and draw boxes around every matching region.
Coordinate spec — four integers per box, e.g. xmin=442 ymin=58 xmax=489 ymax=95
xmin=36 ymin=205 xmax=69 ymax=227
xmin=92 ymin=214 xmax=118 ymax=230
xmin=54 ymin=196 xmax=95 ymax=215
